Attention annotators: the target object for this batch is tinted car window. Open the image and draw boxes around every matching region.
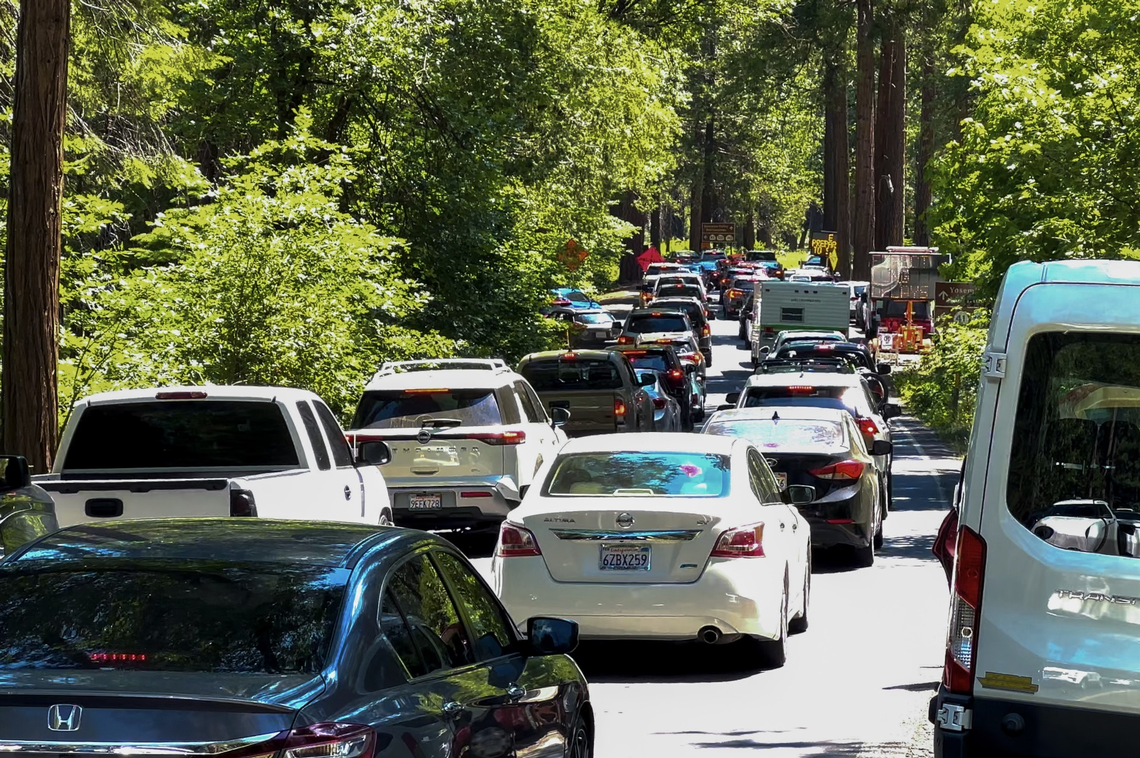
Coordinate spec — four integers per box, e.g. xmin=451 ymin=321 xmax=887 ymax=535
xmin=656 ymin=285 xmax=703 ymax=300
xmin=620 ymin=351 xmax=673 ymax=373
xmin=64 ymin=401 xmax=299 ymax=471
xmin=385 ymin=555 xmax=473 ymax=673
xmin=521 ymin=359 xmax=622 ymax=391
xmin=297 ymin=401 xmax=331 ymax=471
xmin=546 ymin=452 xmax=730 ymax=497
xmin=353 ymin=390 xmax=502 ymax=429
xmin=1007 ymin=332 xmax=1140 ymax=558
xmin=627 ymin=315 xmax=691 ymax=333
xmin=520 ymin=382 xmax=549 ymax=422
xmin=0 ymin=562 xmax=347 ymax=673
xmin=313 ymin=401 xmax=355 ymax=468
xmin=577 ymin=312 xmax=613 ymax=325
xmin=380 ymin=589 xmax=429 ymax=679
xmin=433 ymin=553 xmax=515 ymax=661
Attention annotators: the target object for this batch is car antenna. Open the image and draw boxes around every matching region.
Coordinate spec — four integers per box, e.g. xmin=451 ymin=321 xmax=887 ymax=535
xmin=771 ymin=411 xmax=780 ymax=423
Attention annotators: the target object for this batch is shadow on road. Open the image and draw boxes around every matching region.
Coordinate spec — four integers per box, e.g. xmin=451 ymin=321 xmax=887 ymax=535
xmin=890 ymin=469 xmax=957 ymax=512
xmin=571 ymin=640 xmax=770 ymax=684
xmin=653 ymin=729 xmax=906 ymax=755
xmin=878 ymin=532 xmax=937 ymax=562
xmin=707 ymin=365 xmax=753 ymax=395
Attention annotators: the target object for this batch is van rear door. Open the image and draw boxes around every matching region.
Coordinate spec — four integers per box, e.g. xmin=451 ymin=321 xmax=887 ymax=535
xmin=970 ymin=280 xmax=1140 ymax=727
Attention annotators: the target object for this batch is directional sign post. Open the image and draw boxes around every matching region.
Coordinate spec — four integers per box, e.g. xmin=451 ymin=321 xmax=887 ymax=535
xmin=701 ymin=223 xmax=736 ymax=249
xmin=934 ymin=282 xmax=982 ymax=322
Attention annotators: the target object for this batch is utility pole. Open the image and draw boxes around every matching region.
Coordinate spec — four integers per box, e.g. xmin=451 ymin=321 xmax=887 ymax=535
xmin=3 ymin=0 xmax=70 ymax=471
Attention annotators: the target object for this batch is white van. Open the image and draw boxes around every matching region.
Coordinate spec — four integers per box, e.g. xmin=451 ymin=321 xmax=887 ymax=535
xmin=931 ymin=259 xmax=1140 ymax=757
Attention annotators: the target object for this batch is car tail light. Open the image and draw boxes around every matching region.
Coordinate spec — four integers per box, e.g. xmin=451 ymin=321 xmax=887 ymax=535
xmin=702 ymin=324 xmax=710 ymax=336
xmin=787 ymin=385 xmax=814 ymax=394
xmin=230 ymin=488 xmax=257 ymax=517
xmin=668 ymin=368 xmax=684 ymax=381
xmin=225 ymin=724 xmax=375 ymax=758
xmin=614 ymin=399 xmax=627 ymax=418
xmin=727 ymin=289 xmax=741 ymax=298
xmin=763 ymin=327 xmax=775 ymax=334
xmin=710 ymin=523 xmax=766 ymax=558
xmin=618 ymin=335 xmax=633 ymax=345
xmin=858 ymin=418 xmax=880 ymax=437
xmin=944 ymin=526 xmax=986 ymax=695
xmin=809 ymin=460 xmax=865 ymax=480
xmin=653 ymin=397 xmax=667 ymax=410
xmin=498 ymin=523 xmax=542 ymax=557
xmin=155 ymin=391 xmax=207 ymax=400
xmin=461 ymin=491 xmax=492 ymax=498
xmin=470 ymin=431 xmax=527 ymax=445
xmin=826 ymin=518 xmax=854 ymax=524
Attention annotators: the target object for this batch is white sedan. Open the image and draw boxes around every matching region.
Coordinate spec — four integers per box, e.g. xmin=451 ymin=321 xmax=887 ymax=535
xmin=490 ymin=433 xmax=812 ymax=667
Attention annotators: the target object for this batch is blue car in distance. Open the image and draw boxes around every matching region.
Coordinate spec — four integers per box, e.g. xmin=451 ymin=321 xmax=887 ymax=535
xmin=551 ymin=287 xmax=601 ymax=310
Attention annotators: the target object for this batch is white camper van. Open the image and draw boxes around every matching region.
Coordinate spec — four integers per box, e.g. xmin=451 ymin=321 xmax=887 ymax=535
xmin=931 ymin=259 xmax=1140 ymax=757
xmin=749 ymin=281 xmax=850 ymax=366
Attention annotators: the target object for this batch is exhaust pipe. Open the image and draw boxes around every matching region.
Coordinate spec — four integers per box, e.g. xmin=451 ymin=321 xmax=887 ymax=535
xmin=698 ymin=626 xmax=721 ymax=645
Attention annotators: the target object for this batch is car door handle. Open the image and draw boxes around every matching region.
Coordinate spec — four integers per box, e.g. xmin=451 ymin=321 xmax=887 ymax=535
xmin=507 ymin=684 xmax=526 ymax=701
xmin=343 ymin=485 xmax=352 ymax=501
xmin=780 ymin=522 xmax=786 ymax=531
xmin=441 ymin=701 xmax=465 ymax=718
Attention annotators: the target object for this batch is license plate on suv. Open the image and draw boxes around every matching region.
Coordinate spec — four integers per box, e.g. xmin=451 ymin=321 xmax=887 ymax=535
xmin=599 ymin=545 xmax=651 ymax=571
xmin=409 ymin=494 xmax=442 ymax=510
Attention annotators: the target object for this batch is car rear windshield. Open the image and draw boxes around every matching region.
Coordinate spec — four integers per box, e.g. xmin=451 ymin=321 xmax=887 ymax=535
xmin=1007 ymin=332 xmax=1140 ymax=557
xmin=705 ymin=419 xmax=847 ymax=453
xmin=732 ymin=280 xmax=757 ymax=291
xmin=627 ymin=315 xmax=690 ymax=333
xmin=747 ymin=252 xmax=777 ymax=262
xmin=546 ymin=452 xmax=730 ymax=496
xmin=64 ymin=401 xmax=299 ymax=471
xmin=655 ymin=301 xmax=704 ymax=322
xmin=621 ymin=351 xmax=673 ymax=372
xmin=743 ymin=386 xmax=871 ymax=416
xmin=659 ymin=285 xmax=703 ymax=300
xmin=0 ymin=562 xmax=348 ymax=673
xmin=576 ymin=312 xmax=613 ymax=325
xmin=777 ymin=347 xmax=872 ymax=370
xmin=521 ymin=359 xmax=622 ymax=391
xmin=353 ymin=389 xmax=502 ymax=429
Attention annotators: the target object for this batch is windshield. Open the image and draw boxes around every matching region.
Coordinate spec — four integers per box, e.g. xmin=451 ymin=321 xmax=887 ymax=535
xmin=705 ymin=418 xmax=847 ymax=453
xmin=577 ymin=312 xmax=613 ymax=325
xmin=627 ymin=315 xmax=690 ymax=333
xmin=546 ymin=452 xmax=730 ymax=496
xmin=64 ymin=401 xmax=298 ymax=471
xmin=352 ymin=389 xmax=502 ymax=429
xmin=742 ymin=386 xmax=871 ymax=416
xmin=746 ymin=252 xmax=778 ymax=262
xmin=0 ymin=561 xmax=347 ymax=673
xmin=521 ymin=359 xmax=622 ymax=391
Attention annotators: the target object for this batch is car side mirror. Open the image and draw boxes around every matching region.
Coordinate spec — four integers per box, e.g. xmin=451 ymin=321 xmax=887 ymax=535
xmin=876 ymin=362 xmax=892 ymax=375
xmin=0 ymin=456 xmax=31 ymax=490
xmin=550 ymin=406 xmax=571 ymax=428
xmin=638 ymin=373 xmax=656 ymax=387
xmin=871 ymin=440 xmax=894 ymax=456
xmin=882 ymin=402 xmax=902 ymax=420
xmin=725 ymin=392 xmax=740 ymax=405
xmin=783 ymin=485 xmax=816 ymax=506
xmin=527 ymin=617 xmax=579 ymax=656
xmin=354 ymin=440 xmax=391 ymax=466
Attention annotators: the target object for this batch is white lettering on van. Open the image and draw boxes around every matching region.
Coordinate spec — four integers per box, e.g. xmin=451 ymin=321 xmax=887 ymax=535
xmin=1056 ymin=590 xmax=1140 ymax=606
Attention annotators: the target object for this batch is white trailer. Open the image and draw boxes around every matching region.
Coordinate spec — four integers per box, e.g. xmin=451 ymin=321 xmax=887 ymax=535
xmin=750 ymin=281 xmax=851 ymax=364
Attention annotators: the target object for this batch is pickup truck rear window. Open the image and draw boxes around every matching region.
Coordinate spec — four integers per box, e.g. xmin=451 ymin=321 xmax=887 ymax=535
xmin=627 ymin=315 xmax=690 ymax=333
xmin=0 ymin=562 xmax=348 ymax=673
xmin=65 ymin=401 xmax=299 ymax=470
xmin=353 ymin=390 xmax=502 ymax=429
xmin=521 ymin=359 xmax=623 ymax=391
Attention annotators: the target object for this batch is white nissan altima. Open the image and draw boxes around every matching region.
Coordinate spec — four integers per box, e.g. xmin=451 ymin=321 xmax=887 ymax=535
xmin=490 ymin=433 xmax=813 ymax=667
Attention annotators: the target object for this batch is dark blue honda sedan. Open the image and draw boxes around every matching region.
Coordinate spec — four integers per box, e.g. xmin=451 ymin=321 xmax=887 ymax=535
xmin=0 ymin=519 xmax=592 ymax=758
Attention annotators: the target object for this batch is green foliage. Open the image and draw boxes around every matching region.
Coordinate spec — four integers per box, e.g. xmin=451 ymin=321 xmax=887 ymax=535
xmin=894 ymin=311 xmax=989 ymax=447
xmin=930 ymin=0 xmax=1140 ymax=292
xmin=61 ymin=128 xmax=451 ymax=420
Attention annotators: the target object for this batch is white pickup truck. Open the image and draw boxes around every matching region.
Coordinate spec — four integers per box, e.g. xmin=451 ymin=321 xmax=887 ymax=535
xmin=35 ymin=386 xmax=393 ymax=528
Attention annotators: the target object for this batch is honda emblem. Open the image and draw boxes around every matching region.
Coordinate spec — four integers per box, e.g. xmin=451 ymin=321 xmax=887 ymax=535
xmin=48 ymin=704 xmax=82 ymax=732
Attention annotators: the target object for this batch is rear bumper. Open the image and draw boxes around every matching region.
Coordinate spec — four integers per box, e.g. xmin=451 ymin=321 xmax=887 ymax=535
xmin=803 ymin=519 xmax=870 ymax=548
xmin=796 ymin=486 xmax=873 ymax=548
xmin=931 ymin=690 xmax=1140 ymax=758
xmin=389 ymin=479 xmax=519 ymax=529
xmin=491 ymin=555 xmax=785 ymax=641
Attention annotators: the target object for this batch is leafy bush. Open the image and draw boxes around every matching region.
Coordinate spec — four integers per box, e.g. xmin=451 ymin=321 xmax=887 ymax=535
xmin=894 ymin=310 xmax=989 ymax=449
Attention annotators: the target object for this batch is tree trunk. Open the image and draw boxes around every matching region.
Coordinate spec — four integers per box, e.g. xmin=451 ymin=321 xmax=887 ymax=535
xmin=688 ymin=179 xmax=703 ymax=252
xmin=887 ymin=24 xmax=906 ymax=246
xmin=823 ymin=69 xmax=838 ymax=233
xmin=826 ymin=61 xmax=852 ymax=279
xmin=743 ymin=214 xmax=756 ymax=249
xmin=852 ymin=0 xmax=876 ymax=280
xmin=3 ymin=0 xmax=68 ymax=472
xmin=649 ymin=203 xmax=662 ymax=248
xmin=914 ymin=53 xmax=935 ymax=246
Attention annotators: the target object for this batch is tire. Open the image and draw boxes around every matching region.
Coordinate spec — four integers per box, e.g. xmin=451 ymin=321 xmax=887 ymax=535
xmin=789 ymin=555 xmax=810 ymax=635
xmin=567 ymin=718 xmax=591 ymax=758
xmin=873 ymin=506 xmax=885 ymax=551
xmin=378 ymin=510 xmax=393 ymax=527
xmin=856 ymin=506 xmax=878 ymax=568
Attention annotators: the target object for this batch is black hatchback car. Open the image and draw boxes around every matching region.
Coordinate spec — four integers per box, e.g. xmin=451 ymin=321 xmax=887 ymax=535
xmin=0 ymin=519 xmax=592 ymax=758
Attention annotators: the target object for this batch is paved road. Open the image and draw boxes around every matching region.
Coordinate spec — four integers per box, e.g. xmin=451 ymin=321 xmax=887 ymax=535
xmin=467 ymin=299 xmax=959 ymax=756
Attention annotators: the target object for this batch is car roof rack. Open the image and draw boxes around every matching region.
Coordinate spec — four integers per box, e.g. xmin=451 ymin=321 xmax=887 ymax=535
xmin=755 ymin=358 xmax=854 ymax=375
xmin=375 ymin=359 xmax=511 ymax=375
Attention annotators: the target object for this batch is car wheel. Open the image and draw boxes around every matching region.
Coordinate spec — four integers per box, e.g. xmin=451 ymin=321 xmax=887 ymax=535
xmin=854 ymin=535 xmax=876 ymax=568
xmin=378 ymin=510 xmax=393 ymax=527
xmin=567 ymin=717 xmax=591 ymax=758
xmin=789 ymin=554 xmax=810 ymax=635
xmin=873 ymin=506 xmax=885 ymax=551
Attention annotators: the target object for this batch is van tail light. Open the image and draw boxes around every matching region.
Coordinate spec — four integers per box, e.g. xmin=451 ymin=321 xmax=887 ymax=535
xmin=226 ymin=724 xmax=375 ymax=758
xmin=710 ymin=523 xmax=766 ymax=558
xmin=653 ymin=397 xmax=667 ymax=410
xmin=470 ymin=431 xmax=527 ymax=445
xmin=808 ymin=460 xmax=865 ymax=480
xmin=944 ymin=525 xmax=986 ymax=695
xmin=858 ymin=418 xmax=880 ymax=438
xmin=498 ymin=523 xmax=542 ymax=557
xmin=229 ymin=488 xmax=257 ymax=517
xmin=614 ymin=399 xmax=627 ymax=418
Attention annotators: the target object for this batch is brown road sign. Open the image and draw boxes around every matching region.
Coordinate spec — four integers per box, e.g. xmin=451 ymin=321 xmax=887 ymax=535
xmin=701 ymin=223 xmax=736 ymax=247
xmin=935 ymin=281 xmax=983 ymax=321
